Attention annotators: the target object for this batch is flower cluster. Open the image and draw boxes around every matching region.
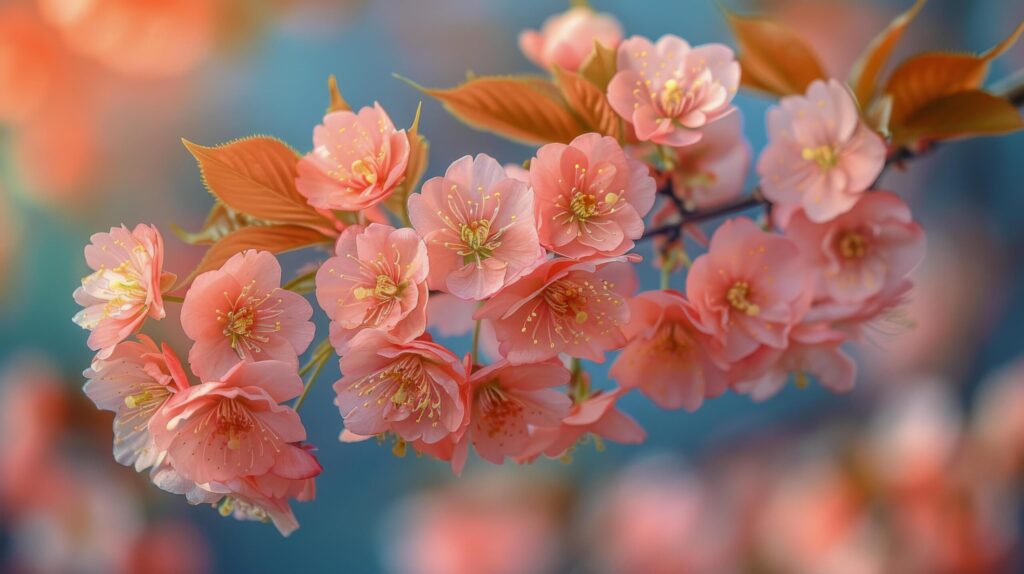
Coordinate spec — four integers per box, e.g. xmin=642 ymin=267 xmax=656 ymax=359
xmin=70 ymin=0 xmax=1024 ymax=536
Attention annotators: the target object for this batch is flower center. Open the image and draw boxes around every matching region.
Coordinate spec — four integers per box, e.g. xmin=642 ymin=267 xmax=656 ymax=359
xmin=215 ymin=399 xmax=256 ymax=450
xmin=726 ymin=281 xmax=760 ymax=316
xmin=350 ymin=356 xmax=443 ymax=426
xmin=660 ymin=78 xmax=684 ymax=109
xmin=351 ymin=158 xmax=377 ymax=184
xmin=458 ymin=220 xmax=497 ymax=263
xmin=570 ymin=192 xmax=598 ymax=221
xmin=474 ymin=382 xmax=523 ymax=438
xmin=652 ymin=321 xmax=690 ymax=354
xmin=544 ymin=279 xmax=590 ymax=324
xmin=217 ymin=282 xmax=283 ymax=359
xmin=837 ymin=231 xmax=869 ymax=260
xmin=802 ymin=145 xmax=840 ymax=170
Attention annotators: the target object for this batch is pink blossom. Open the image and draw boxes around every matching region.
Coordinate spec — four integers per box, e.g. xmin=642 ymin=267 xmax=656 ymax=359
xmin=608 ymin=35 xmax=739 ymax=147
xmin=731 ymin=325 xmax=856 ymax=401
xmin=786 ymin=191 xmax=925 ymax=306
xmin=316 ymin=223 xmax=429 ymax=351
xmin=425 ymin=293 xmax=501 ymax=362
xmin=333 ymin=331 xmax=469 ymax=445
xmin=73 ymin=224 xmax=176 ymax=359
xmin=686 ymin=218 xmax=813 ymax=375
xmin=296 ymin=103 xmax=410 ymax=211
xmin=520 ymin=387 xmax=645 ymax=460
xmin=181 ymin=250 xmax=315 ymax=381
xmin=150 ymin=360 xmax=318 ymax=485
xmin=408 ymin=154 xmax=543 ymax=300
xmin=463 ymin=359 xmax=571 ymax=464
xmin=530 ymin=133 xmax=656 ymax=258
xmin=757 ymin=79 xmax=887 ymax=225
xmin=518 ymin=6 xmax=623 ymax=73
xmin=476 ymin=257 xmax=637 ymax=364
xmin=610 ymin=290 xmax=727 ymax=411
xmin=663 ymin=112 xmax=751 ymax=209
xmin=83 ymin=335 xmax=189 ymax=470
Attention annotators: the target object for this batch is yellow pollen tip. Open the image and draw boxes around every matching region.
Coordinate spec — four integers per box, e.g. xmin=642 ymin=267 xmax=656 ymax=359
xmin=604 ymin=192 xmax=619 ymax=205
xmin=575 ymin=310 xmax=589 ymax=324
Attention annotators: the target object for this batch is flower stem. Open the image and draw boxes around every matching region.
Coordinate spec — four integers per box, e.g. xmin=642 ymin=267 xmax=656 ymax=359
xmin=471 ymin=319 xmax=482 ymax=366
xmin=283 ymin=270 xmax=317 ymax=294
xmin=294 ymin=339 xmax=333 ymax=411
xmin=660 ymin=264 xmax=671 ymax=290
xmin=163 ymin=294 xmax=185 ymax=303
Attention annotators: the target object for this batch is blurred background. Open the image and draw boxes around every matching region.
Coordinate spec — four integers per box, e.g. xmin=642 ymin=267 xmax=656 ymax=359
xmin=2 ymin=0 xmax=1024 ymax=572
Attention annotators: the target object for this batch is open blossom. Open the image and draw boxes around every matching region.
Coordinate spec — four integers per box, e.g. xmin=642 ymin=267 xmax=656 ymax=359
xmin=463 ymin=360 xmax=571 ymax=464
xmin=296 ymin=103 xmax=410 ymax=211
xmin=73 ymin=224 xmax=176 ymax=359
xmin=610 ymin=290 xmax=727 ymax=411
xmin=662 ymin=112 xmax=751 ymax=209
xmin=608 ymin=35 xmax=739 ymax=147
xmin=316 ymin=224 xmax=429 ymax=351
xmin=334 ymin=331 xmax=469 ymax=445
xmin=83 ymin=335 xmax=189 ymax=470
xmin=150 ymin=360 xmax=318 ymax=485
xmin=686 ymin=218 xmax=812 ymax=375
xmin=758 ymin=79 xmax=887 ymax=225
xmin=476 ymin=257 xmax=637 ymax=364
xmin=518 ymin=5 xmax=623 ymax=72
xmin=531 ymin=133 xmax=656 ymax=258
xmin=520 ymin=387 xmax=645 ymax=461
xmin=732 ymin=325 xmax=856 ymax=401
xmin=408 ymin=154 xmax=542 ymax=300
xmin=181 ymin=250 xmax=315 ymax=381
xmin=786 ymin=191 xmax=925 ymax=306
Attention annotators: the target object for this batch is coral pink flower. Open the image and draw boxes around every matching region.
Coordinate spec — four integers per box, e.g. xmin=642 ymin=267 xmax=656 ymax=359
xmin=531 ymin=133 xmax=656 ymax=258
xmin=83 ymin=335 xmax=189 ymax=470
xmin=518 ymin=5 xmax=623 ymax=72
xmin=608 ymin=35 xmax=740 ymax=147
xmin=520 ymin=387 xmax=645 ymax=460
xmin=663 ymin=112 xmax=751 ymax=209
xmin=316 ymin=224 xmax=429 ymax=350
xmin=296 ymin=103 xmax=410 ymax=211
xmin=181 ymin=250 xmax=315 ymax=381
xmin=731 ymin=325 xmax=856 ymax=401
xmin=476 ymin=257 xmax=637 ymax=364
xmin=786 ymin=191 xmax=925 ymax=306
xmin=686 ymin=218 xmax=813 ymax=373
xmin=758 ymin=79 xmax=887 ymax=225
xmin=73 ymin=224 xmax=176 ymax=359
xmin=463 ymin=360 xmax=571 ymax=464
xmin=610 ymin=290 xmax=727 ymax=411
xmin=408 ymin=154 xmax=543 ymax=300
xmin=209 ymin=455 xmax=318 ymax=537
xmin=334 ymin=331 xmax=469 ymax=445
xmin=150 ymin=360 xmax=318 ymax=485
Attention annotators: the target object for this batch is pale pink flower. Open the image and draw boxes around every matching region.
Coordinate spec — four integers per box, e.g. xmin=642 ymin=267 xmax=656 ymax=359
xmin=150 ymin=360 xmax=319 ymax=485
xmin=463 ymin=360 xmax=571 ymax=464
xmin=296 ymin=103 xmax=410 ymax=211
xmin=686 ymin=218 xmax=812 ymax=374
xmin=334 ymin=331 xmax=469 ymax=445
xmin=518 ymin=6 xmax=623 ymax=73
xmin=73 ymin=224 xmax=176 ymax=359
xmin=520 ymin=387 xmax=645 ymax=460
xmin=608 ymin=35 xmax=740 ymax=147
xmin=209 ymin=456 xmax=318 ymax=537
xmin=316 ymin=224 xmax=429 ymax=351
xmin=758 ymin=79 xmax=887 ymax=225
xmin=664 ymin=112 xmax=751 ymax=209
xmin=731 ymin=325 xmax=856 ymax=401
xmin=610 ymin=290 xmax=727 ymax=411
xmin=83 ymin=335 xmax=189 ymax=470
xmin=408 ymin=154 xmax=543 ymax=300
xmin=476 ymin=257 xmax=637 ymax=364
xmin=181 ymin=250 xmax=315 ymax=381
xmin=786 ymin=191 xmax=925 ymax=306
xmin=531 ymin=133 xmax=656 ymax=258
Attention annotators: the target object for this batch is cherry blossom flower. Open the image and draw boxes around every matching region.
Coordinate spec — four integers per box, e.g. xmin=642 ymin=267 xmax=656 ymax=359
xmin=731 ymin=325 xmax=856 ymax=401
xmin=608 ymin=35 xmax=739 ymax=147
xmin=531 ymin=133 xmax=656 ymax=258
xmin=518 ymin=5 xmax=623 ymax=72
xmin=463 ymin=359 xmax=571 ymax=464
xmin=150 ymin=360 xmax=319 ymax=485
xmin=686 ymin=218 xmax=813 ymax=377
xmin=610 ymin=290 xmax=727 ymax=411
xmin=181 ymin=250 xmax=315 ymax=381
xmin=520 ymin=387 xmax=645 ymax=460
xmin=83 ymin=335 xmax=190 ymax=470
xmin=758 ymin=79 xmax=887 ymax=225
xmin=476 ymin=257 xmax=637 ymax=364
xmin=408 ymin=154 xmax=543 ymax=300
xmin=316 ymin=224 xmax=429 ymax=351
xmin=207 ymin=459 xmax=318 ymax=537
xmin=333 ymin=331 xmax=469 ymax=445
xmin=73 ymin=224 xmax=176 ymax=359
xmin=296 ymin=103 xmax=410 ymax=211
xmin=786 ymin=191 xmax=925 ymax=306
xmin=661 ymin=111 xmax=751 ymax=209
